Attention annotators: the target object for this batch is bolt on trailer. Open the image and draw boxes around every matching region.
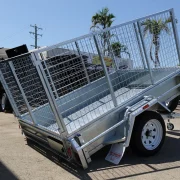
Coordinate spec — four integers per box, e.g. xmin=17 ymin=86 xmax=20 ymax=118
xmin=0 ymin=9 xmax=180 ymax=169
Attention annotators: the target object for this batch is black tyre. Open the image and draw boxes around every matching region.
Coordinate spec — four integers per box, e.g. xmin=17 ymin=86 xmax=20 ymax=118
xmin=130 ymin=111 xmax=166 ymax=156
xmin=158 ymin=96 xmax=179 ymax=113
xmin=1 ymin=93 xmax=13 ymax=113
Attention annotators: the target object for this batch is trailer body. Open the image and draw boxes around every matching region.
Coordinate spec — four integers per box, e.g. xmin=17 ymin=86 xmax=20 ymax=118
xmin=0 ymin=9 xmax=180 ymax=168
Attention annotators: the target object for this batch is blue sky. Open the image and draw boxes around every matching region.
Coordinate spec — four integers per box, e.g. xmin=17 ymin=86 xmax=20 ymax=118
xmin=0 ymin=0 xmax=180 ymax=50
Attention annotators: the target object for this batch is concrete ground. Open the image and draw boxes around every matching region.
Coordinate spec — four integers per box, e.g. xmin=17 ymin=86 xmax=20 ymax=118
xmin=0 ymin=108 xmax=180 ymax=180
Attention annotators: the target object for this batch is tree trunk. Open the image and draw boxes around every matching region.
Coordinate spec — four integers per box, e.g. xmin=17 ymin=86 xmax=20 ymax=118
xmin=154 ymin=36 xmax=160 ymax=68
xmin=150 ymin=39 xmax=155 ymax=65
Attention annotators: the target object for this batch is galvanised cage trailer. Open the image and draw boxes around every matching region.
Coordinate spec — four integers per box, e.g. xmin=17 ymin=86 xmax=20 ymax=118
xmin=0 ymin=9 xmax=180 ymax=169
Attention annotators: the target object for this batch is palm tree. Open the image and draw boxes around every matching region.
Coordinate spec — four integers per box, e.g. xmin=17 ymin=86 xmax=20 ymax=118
xmin=91 ymin=7 xmax=115 ymax=55
xmin=111 ymin=42 xmax=130 ymax=58
xmin=91 ymin=7 xmax=115 ymax=30
xmin=141 ymin=18 xmax=171 ymax=67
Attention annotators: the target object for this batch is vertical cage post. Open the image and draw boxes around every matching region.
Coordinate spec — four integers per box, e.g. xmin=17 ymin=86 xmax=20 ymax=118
xmin=42 ymin=60 xmax=59 ymax=98
xmin=31 ymin=53 xmax=67 ymax=133
xmin=137 ymin=21 xmax=154 ymax=85
xmin=8 ymin=61 xmax=36 ymax=125
xmin=75 ymin=41 xmax=90 ymax=83
xmin=0 ymin=69 xmax=20 ymax=117
xmin=170 ymin=9 xmax=180 ymax=65
xmin=93 ymin=35 xmax=118 ymax=107
xmin=133 ymin=23 xmax=146 ymax=69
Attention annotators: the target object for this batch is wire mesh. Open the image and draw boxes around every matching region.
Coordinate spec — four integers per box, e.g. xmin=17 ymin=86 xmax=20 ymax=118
xmin=36 ymin=10 xmax=179 ymax=134
xmin=39 ymin=35 xmax=114 ymax=133
xmin=0 ymin=9 xmax=179 ymax=135
xmin=0 ymin=62 xmax=28 ymax=115
xmin=0 ymin=55 xmax=60 ymax=134
xmin=94 ymin=23 xmax=148 ymax=105
xmin=138 ymin=11 xmax=179 ymax=69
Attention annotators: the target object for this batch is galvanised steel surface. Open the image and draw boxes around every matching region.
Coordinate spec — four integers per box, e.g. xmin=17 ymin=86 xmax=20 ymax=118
xmin=0 ymin=9 xmax=180 ymax=143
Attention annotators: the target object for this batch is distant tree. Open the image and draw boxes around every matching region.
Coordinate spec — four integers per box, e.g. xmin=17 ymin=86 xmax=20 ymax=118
xmin=91 ymin=7 xmax=115 ymax=55
xmin=91 ymin=7 xmax=115 ymax=31
xmin=111 ymin=42 xmax=130 ymax=58
xmin=141 ymin=18 xmax=171 ymax=67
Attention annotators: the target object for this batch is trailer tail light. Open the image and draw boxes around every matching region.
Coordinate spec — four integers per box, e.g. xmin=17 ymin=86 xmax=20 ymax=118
xmin=143 ymin=104 xmax=150 ymax=110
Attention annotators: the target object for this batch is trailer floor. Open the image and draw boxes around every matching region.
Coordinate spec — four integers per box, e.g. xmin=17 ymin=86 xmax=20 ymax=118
xmin=30 ymin=68 xmax=179 ymax=135
xmin=59 ymin=87 xmax=143 ymax=134
xmin=0 ymin=108 xmax=180 ymax=180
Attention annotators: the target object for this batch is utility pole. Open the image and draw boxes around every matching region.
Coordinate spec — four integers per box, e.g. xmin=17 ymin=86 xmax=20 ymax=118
xmin=29 ymin=24 xmax=43 ymax=49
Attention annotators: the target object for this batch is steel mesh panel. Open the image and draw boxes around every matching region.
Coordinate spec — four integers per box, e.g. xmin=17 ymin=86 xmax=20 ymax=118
xmin=139 ymin=11 xmax=179 ymax=68
xmin=0 ymin=62 xmax=28 ymax=114
xmin=11 ymin=55 xmax=59 ymax=133
xmin=41 ymin=37 xmax=107 ymax=98
xmin=39 ymin=35 xmax=114 ymax=133
xmin=44 ymin=54 xmax=88 ymax=97
xmin=91 ymin=23 xmax=151 ymax=105
xmin=36 ymin=10 xmax=180 ymax=134
xmin=12 ymin=55 xmax=48 ymax=108
xmin=0 ymin=55 xmax=60 ymax=134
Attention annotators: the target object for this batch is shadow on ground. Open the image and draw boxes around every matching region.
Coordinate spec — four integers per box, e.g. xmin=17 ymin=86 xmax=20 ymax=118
xmin=27 ymin=130 xmax=180 ymax=180
xmin=0 ymin=161 xmax=18 ymax=180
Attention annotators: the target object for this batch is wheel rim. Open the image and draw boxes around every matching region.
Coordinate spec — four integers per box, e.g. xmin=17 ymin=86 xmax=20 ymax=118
xmin=1 ymin=95 xmax=6 ymax=110
xmin=141 ymin=119 xmax=163 ymax=150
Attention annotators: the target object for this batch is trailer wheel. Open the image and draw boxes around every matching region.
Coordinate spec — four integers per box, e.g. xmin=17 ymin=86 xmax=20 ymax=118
xmin=131 ymin=111 xmax=165 ymax=156
xmin=158 ymin=96 xmax=179 ymax=113
xmin=1 ymin=93 xmax=12 ymax=113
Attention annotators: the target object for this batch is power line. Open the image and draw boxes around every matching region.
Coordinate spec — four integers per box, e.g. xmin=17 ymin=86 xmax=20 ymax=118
xmin=29 ymin=24 xmax=43 ymax=49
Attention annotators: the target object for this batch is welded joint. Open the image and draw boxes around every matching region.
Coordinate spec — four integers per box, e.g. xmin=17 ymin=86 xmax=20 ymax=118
xmin=76 ymin=134 xmax=92 ymax=163
xmin=70 ymin=138 xmax=88 ymax=169
xmin=157 ymin=101 xmax=171 ymax=113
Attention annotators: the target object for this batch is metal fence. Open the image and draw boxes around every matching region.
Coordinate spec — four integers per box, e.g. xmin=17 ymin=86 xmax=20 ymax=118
xmin=0 ymin=9 xmax=179 ymax=135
